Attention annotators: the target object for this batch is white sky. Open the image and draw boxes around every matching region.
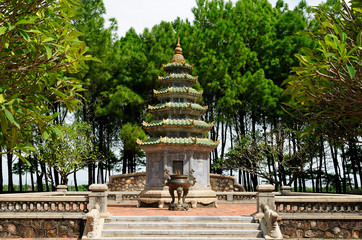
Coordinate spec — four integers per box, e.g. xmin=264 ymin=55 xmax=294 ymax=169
xmin=103 ymin=0 xmax=325 ymax=38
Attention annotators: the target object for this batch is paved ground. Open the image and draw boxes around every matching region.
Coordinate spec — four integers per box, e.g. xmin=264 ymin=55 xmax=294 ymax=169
xmin=107 ymin=203 xmax=257 ymax=216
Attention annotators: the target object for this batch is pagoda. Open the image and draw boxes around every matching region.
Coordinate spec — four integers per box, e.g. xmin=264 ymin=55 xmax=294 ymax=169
xmin=137 ymin=38 xmax=219 ymax=208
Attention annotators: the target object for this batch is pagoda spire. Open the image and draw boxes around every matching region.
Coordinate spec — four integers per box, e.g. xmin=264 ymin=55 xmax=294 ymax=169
xmin=171 ymin=37 xmax=185 ymax=63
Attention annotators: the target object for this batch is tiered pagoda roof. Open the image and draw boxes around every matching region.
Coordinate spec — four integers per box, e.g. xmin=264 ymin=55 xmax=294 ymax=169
xmin=154 ymin=87 xmax=203 ymax=97
xmin=138 ymin=38 xmax=219 ymax=150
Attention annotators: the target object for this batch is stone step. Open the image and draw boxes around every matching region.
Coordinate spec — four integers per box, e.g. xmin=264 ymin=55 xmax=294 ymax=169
xmin=99 ymin=237 xmax=263 ymax=240
xmin=100 ymin=216 xmax=264 ymax=239
xmin=103 ymin=221 xmax=260 ymax=230
xmin=101 ymin=229 xmax=263 ymax=237
xmin=109 ymin=215 xmax=255 ymax=223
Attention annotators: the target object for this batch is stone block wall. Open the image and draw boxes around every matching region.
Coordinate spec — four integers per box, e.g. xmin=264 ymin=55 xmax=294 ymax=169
xmin=280 ymin=219 xmax=361 ymax=239
xmin=107 ymin=172 xmax=146 ymax=191
xmin=0 ymin=219 xmax=84 ymax=238
xmin=210 ymin=174 xmax=245 ymax=192
xmin=107 ymin=172 xmax=245 ymax=192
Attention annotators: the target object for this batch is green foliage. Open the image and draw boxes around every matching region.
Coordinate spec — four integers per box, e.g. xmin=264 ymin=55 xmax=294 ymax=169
xmin=0 ymin=0 xmax=95 ymax=158
xmin=38 ymin=121 xmax=99 ymax=185
xmin=68 ymin=184 xmax=89 ymax=191
xmin=120 ymin=122 xmax=147 ymax=153
xmin=283 ymin=0 xmax=362 ymax=141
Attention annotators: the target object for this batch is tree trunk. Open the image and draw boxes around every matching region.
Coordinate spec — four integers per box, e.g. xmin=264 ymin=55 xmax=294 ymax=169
xmin=35 ymin=157 xmax=43 ymax=192
xmin=245 ymin=171 xmax=250 ymax=191
xmin=18 ymin=159 xmax=23 ymax=192
xmin=263 ymin=116 xmax=273 ymax=181
xmin=40 ymin=162 xmax=50 ymax=192
xmin=302 ymin=175 xmax=306 ymax=192
xmin=88 ymin=163 xmax=94 ymax=187
xmin=316 ymin=140 xmax=324 ymax=193
xmin=74 ymin=171 xmax=78 ymax=191
xmin=7 ymin=151 xmax=14 ymax=192
xmin=30 ymin=162 xmax=34 ymax=191
xmin=341 ymin=146 xmax=347 ymax=193
xmin=324 ymin=151 xmax=330 ymax=193
xmin=53 ymin=168 xmax=59 ymax=186
xmin=329 ymin=142 xmax=341 ymax=193
xmin=122 ymin=151 xmax=127 ymax=174
xmin=310 ymin=157 xmax=315 ymax=193
xmin=348 ymin=141 xmax=360 ymax=189
xmin=0 ymin=149 xmax=3 ymax=193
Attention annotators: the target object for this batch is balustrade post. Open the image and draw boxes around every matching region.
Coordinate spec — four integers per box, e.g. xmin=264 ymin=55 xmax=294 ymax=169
xmin=254 ymin=184 xmax=275 ymax=221
xmin=56 ymin=185 xmax=67 ymax=192
xmin=281 ymin=185 xmax=292 ymax=195
xmin=89 ymin=184 xmax=111 ymax=218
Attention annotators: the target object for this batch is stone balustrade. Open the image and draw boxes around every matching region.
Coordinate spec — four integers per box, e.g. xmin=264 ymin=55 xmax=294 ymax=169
xmin=255 ymin=184 xmax=362 ymax=239
xmin=275 ymin=196 xmax=361 ymax=215
xmin=0 ymin=196 xmax=89 ymax=213
xmin=107 ymin=191 xmax=258 ymax=203
xmin=215 ymin=192 xmax=257 ymax=202
xmin=0 ymin=184 xmax=110 ymax=239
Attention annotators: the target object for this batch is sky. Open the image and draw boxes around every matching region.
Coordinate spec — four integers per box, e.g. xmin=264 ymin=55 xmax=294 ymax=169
xmin=103 ymin=0 xmax=325 ymax=38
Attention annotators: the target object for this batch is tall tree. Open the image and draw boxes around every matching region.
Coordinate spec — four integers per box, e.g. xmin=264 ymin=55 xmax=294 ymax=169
xmin=283 ymin=0 xmax=361 ymax=142
xmin=0 ymin=0 xmax=94 ymax=158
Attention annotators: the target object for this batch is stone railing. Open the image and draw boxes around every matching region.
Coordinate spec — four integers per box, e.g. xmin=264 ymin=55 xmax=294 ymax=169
xmin=216 ymin=192 xmax=257 ymax=202
xmin=255 ymin=184 xmax=362 ymax=239
xmin=275 ymin=196 xmax=361 ymax=215
xmin=0 ymin=196 xmax=89 ymax=213
xmin=107 ymin=191 xmax=257 ymax=203
xmin=0 ymin=184 xmax=110 ymax=239
xmin=108 ymin=191 xmax=140 ymax=202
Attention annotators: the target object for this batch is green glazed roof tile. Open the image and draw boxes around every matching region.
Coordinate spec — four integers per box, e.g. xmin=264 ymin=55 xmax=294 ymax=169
xmin=154 ymin=87 xmax=202 ymax=96
xmin=159 ymin=73 xmax=197 ymax=81
xmin=163 ymin=62 xmax=193 ymax=70
xmin=138 ymin=137 xmax=219 ymax=147
xmin=143 ymin=119 xmax=213 ymax=128
xmin=148 ymin=103 xmax=207 ymax=111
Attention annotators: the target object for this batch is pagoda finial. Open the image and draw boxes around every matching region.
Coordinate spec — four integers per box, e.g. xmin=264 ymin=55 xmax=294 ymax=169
xmin=171 ymin=37 xmax=185 ymax=62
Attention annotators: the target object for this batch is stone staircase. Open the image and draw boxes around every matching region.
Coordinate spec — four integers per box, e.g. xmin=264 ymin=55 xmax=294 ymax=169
xmin=99 ymin=215 xmax=264 ymax=240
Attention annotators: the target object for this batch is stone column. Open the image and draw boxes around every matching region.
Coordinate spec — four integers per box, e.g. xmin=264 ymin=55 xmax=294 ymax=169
xmin=89 ymin=184 xmax=110 ymax=218
xmin=255 ymin=184 xmax=275 ymax=218
xmin=56 ymin=185 xmax=67 ymax=192
xmin=281 ymin=185 xmax=292 ymax=195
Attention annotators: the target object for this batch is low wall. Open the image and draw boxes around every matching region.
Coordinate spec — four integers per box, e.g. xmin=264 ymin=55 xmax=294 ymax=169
xmin=0 ymin=184 xmax=110 ymax=239
xmin=107 ymin=172 xmax=245 ymax=192
xmin=280 ymin=219 xmax=361 ymax=239
xmin=107 ymin=172 xmax=146 ymax=191
xmin=0 ymin=218 xmax=84 ymax=238
xmin=210 ymin=174 xmax=245 ymax=192
xmin=275 ymin=195 xmax=362 ymax=239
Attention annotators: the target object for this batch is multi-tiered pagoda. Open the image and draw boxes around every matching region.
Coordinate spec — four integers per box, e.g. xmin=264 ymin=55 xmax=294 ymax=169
xmin=137 ymin=39 xmax=219 ymax=208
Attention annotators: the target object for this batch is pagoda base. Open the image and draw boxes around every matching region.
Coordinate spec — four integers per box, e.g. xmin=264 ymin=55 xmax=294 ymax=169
xmin=137 ymin=187 xmax=218 ymax=208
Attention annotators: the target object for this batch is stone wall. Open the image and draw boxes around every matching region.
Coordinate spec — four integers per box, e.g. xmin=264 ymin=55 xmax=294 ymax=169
xmin=0 ymin=219 xmax=84 ymax=238
xmin=280 ymin=219 xmax=361 ymax=239
xmin=107 ymin=172 xmax=245 ymax=192
xmin=210 ymin=174 xmax=245 ymax=192
xmin=107 ymin=172 xmax=146 ymax=191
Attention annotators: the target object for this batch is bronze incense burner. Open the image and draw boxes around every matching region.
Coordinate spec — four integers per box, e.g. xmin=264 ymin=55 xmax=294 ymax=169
xmin=164 ymin=169 xmax=196 ymax=211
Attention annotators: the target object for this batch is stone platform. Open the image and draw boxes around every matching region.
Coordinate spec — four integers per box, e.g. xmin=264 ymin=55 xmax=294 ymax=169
xmin=138 ymin=188 xmax=218 ymax=208
xmin=108 ymin=202 xmax=256 ymax=216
